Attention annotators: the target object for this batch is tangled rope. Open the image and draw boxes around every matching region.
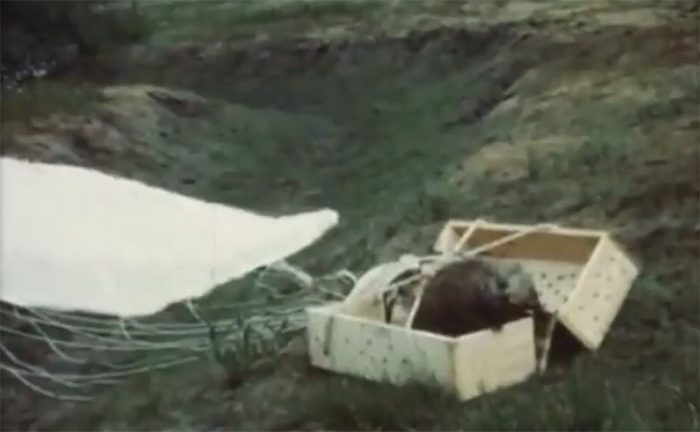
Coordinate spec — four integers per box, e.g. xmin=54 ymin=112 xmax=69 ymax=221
xmin=0 ymin=260 xmax=354 ymax=401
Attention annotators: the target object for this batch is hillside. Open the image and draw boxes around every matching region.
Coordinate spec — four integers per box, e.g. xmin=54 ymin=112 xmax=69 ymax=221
xmin=1 ymin=1 xmax=698 ymax=430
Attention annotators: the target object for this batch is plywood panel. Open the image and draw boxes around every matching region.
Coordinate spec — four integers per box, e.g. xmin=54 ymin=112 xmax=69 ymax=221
xmin=434 ymin=220 xmax=603 ymax=264
xmin=454 ymin=317 xmax=536 ymax=400
xmin=307 ymin=304 xmax=456 ymax=389
xmin=556 ymin=235 xmax=639 ymax=349
xmin=463 ymin=229 xmax=600 ymax=264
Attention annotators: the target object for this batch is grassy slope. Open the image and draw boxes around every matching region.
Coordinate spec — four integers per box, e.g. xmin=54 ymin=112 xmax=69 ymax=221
xmin=1 ymin=0 xmax=698 ymax=430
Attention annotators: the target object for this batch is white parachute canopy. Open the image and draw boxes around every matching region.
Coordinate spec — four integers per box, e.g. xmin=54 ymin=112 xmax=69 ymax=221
xmin=0 ymin=157 xmax=339 ymax=318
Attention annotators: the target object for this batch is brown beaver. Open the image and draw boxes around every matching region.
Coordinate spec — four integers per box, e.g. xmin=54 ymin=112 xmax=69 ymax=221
xmin=409 ymin=258 xmax=538 ymax=337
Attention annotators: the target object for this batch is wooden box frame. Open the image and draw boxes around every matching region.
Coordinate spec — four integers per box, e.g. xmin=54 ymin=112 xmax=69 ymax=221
xmin=306 ymin=220 xmax=639 ymax=400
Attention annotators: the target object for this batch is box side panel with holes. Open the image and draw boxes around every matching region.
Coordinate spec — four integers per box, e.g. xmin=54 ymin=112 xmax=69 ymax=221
xmin=481 ymin=258 xmax=584 ymax=313
xmin=453 ymin=317 xmax=537 ymax=400
xmin=556 ymin=235 xmax=640 ymax=349
xmin=306 ymin=304 xmax=457 ymax=390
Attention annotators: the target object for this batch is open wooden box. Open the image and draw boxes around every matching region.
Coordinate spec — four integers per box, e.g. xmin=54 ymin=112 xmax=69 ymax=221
xmin=306 ymin=220 xmax=639 ymax=401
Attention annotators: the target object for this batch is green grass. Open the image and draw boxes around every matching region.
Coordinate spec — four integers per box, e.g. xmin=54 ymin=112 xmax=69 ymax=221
xmin=140 ymin=0 xmax=386 ymax=43
xmin=1 ymin=0 xmax=698 ymax=430
xmin=301 ymin=363 xmax=673 ymax=431
xmin=0 ymin=81 xmax=102 ymax=124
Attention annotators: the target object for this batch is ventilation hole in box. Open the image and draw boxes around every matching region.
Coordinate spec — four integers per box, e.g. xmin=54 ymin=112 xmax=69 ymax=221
xmin=556 ymin=274 xmax=565 ymax=281
xmin=578 ymin=305 xmax=585 ymax=311
xmin=344 ymin=337 xmax=350 ymax=343
xmin=382 ymin=357 xmax=388 ymax=364
xmin=593 ymin=315 xmax=599 ymax=322
xmin=401 ymin=358 xmax=409 ymax=365
xmin=592 ymin=291 xmax=600 ymax=299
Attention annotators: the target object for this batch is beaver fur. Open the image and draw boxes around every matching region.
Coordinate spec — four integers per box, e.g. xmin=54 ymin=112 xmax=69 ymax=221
xmin=410 ymin=259 xmax=536 ymax=337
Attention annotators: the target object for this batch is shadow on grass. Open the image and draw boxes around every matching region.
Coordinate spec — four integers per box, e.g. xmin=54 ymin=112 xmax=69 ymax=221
xmin=294 ymin=358 xmax=694 ymax=431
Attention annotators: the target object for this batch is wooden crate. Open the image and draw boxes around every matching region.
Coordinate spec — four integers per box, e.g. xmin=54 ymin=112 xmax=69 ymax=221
xmin=306 ymin=219 xmax=639 ymax=400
